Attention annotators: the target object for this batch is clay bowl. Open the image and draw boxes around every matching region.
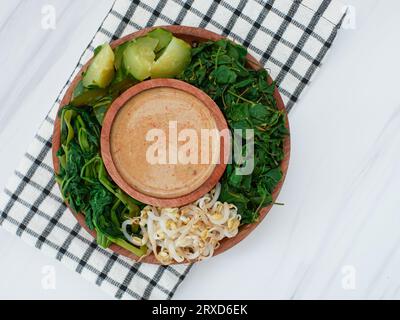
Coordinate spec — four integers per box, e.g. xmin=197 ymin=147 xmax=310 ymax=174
xmin=52 ymin=25 xmax=291 ymax=264
xmin=101 ymin=78 xmax=230 ymax=208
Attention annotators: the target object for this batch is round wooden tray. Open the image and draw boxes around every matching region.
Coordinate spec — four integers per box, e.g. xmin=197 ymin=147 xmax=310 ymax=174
xmin=52 ymin=26 xmax=291 ymax=264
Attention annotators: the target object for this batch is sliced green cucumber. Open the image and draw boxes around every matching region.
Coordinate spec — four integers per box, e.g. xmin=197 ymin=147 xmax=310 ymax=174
xmin=83 ymin=44 xmax=115 ymax=88
xmin=123 ymin=36 xmax=159 ymax=81
xmin=151 ymin=36 xmax=191 ymax=78
xmin=147 ymin=28 xmax=173 ymax=52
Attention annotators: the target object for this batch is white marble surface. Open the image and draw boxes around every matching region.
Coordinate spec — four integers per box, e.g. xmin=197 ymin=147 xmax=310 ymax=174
xmin=1 ymin=0 xmax=400 ymax=300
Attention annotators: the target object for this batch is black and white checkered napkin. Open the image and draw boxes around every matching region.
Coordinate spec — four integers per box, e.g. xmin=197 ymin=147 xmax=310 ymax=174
xmin=0 ymin=0 xmax=345 ymax=299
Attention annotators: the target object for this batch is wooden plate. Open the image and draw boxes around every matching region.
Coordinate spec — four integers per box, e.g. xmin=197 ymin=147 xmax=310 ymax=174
xmin=52 ymin=26 xmax=291 ymax=264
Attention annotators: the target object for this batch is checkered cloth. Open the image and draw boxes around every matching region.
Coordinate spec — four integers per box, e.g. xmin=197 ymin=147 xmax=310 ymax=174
xmin=0 ymin=0 xmax=346 ymax=299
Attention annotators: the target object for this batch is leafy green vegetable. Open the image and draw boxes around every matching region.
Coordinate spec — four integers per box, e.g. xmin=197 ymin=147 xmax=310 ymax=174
xmin=92 ymin=96 xmax=113 ymax=125
xmin=212 ymin=65 xmax=237 ymax=84
xmin=179 ymin=39 xmax=288 ymax=224
xmin=71 ymin=80 xmax=108 ymax=107
xmin=56 ymin=105 xmax=146 ymax=256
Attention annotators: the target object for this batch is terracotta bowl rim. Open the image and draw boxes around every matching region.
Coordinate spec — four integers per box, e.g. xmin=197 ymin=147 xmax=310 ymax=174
xmin=100 ymin=78 xmax=230 ymax=208
xmin=51 ymin=25 xmax=291 ymax=265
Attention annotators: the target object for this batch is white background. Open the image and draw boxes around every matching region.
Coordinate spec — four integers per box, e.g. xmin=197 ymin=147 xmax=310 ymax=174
xmin=1 ymin=0 xmax=400 ymax=299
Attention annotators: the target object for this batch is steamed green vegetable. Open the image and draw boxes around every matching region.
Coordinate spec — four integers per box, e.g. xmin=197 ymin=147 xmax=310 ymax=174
xmin=71 ymin=80 xmax=108 ymax=107
xmin=114 ymin=41 xmax=130 ymax=70
xmin=179 ymin=39 xmax=287 ymax=224
xmin=123 ymin=36 xmax=159 ymax=81
xmin=151 ymin=36 xmax=191 ymax=78
xmin=56 ymin=105 xmax=146 ymax=257
xmin=111 ymin=42 xmax=138 ymax=96
xmin=147 ymin=28 xmax=173 ymax=52
xmin=82 ymin=44 xmax=115 ymax=88
xmin=123 ymin=30 xmax=191 ymax=80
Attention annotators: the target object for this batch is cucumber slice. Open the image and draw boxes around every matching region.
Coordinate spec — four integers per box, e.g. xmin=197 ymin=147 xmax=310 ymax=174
xmin=123 ymin=36 xmax=159 ymax=81
xmin=147 ymin=28 xmax=173 ymax=52
xmin=83 ymin=44 xmax=115 ymax=89
xmin=151 ymin=37 xmax=191 ymax=78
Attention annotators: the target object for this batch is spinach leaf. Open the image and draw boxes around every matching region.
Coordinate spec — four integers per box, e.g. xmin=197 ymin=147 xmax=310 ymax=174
xmin=211 ymin=65 xmax=237 ymax=84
